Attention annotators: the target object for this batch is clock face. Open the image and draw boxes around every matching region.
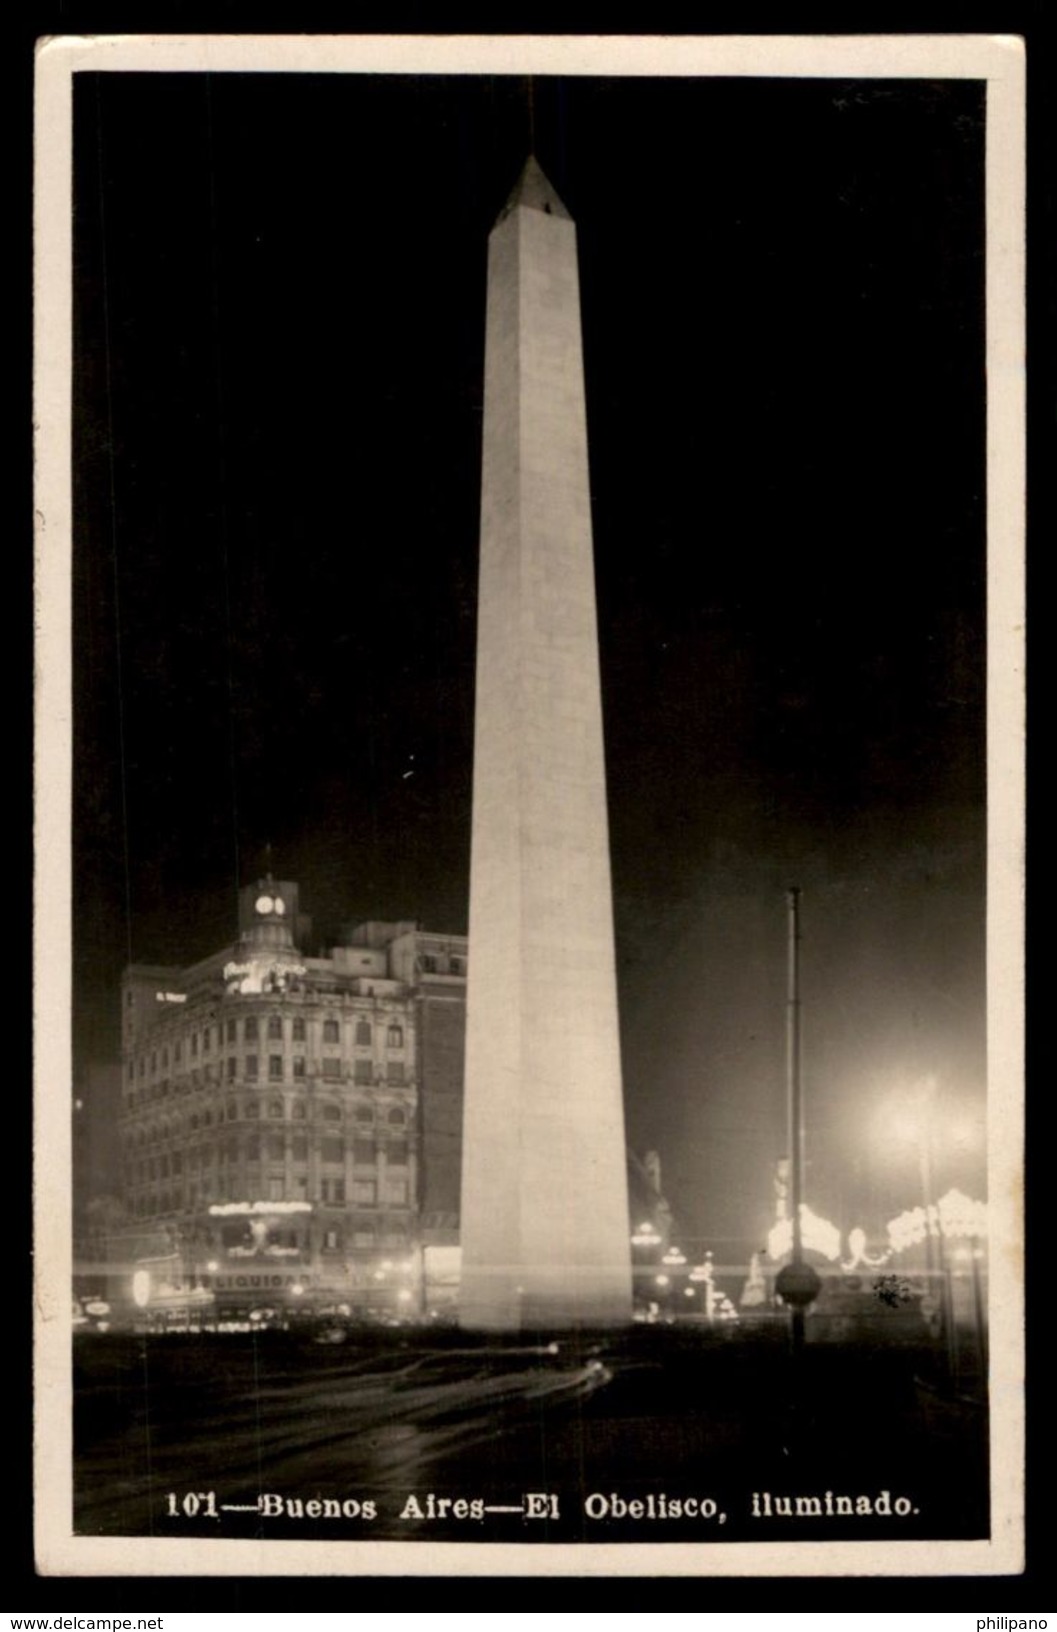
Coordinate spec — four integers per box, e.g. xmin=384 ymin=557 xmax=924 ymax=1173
xmin=255 ymin=894 xmax=275 ymax=915
xmin=273 ymin=898 xmax=286 ymax=916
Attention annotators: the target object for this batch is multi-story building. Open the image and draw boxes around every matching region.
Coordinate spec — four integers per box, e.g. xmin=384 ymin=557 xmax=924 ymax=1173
xmin=115 ymin=878 xmax=467 ymax=1324
xmin=111 ymin=874 xmax=673 ymax=1327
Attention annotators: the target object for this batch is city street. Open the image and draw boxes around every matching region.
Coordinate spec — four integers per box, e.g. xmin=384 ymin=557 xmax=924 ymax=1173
xmin=72 ymin=1325 xmax=988 ymax=1544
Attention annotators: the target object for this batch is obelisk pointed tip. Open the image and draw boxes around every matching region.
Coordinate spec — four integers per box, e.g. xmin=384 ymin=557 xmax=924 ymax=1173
xmin=496 ymin=154 xmax=573 ymax=225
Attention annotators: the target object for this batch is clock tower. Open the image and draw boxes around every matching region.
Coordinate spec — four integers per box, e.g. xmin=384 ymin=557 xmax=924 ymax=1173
xmin=237 ymin=876 xmax=300 ymax=952
xmin=225 ymin=877 xmax=307 ymax=994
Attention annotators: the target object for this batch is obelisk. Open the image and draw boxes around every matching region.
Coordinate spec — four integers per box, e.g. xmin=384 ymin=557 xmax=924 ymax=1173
xmin=459 ymin=157 xmax=632 ymax=1330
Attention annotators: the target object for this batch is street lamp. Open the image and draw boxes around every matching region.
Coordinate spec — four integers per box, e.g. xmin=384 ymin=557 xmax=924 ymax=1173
xmin=689 ymin=1253 xmax=716 ymax=1322
xmin=886 ymin=1076 xmax=940 ymax=1276
xmin=887 ymin=1189 xmax=988 ymax=1385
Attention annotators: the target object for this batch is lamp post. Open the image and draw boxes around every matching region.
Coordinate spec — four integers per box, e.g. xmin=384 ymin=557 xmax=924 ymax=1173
xmin=969 ymin=1235 xmax=988 ymax=1381
xmin=774 ymin=888 xmax=821 ymax=1348
xmin=631 ymin=1221 xmax=663 ymax=1320
xmin=887 ymin=1184 xmax=987 ymax=1390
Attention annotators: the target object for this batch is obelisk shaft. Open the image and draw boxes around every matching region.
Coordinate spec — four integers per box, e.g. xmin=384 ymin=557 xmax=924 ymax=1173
xmin=459 ymin=160 xmax=632 ymax=1330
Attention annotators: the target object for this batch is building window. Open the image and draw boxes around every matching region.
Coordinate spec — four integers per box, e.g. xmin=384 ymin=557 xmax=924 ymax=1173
xmin=355 ymin=1020 xmax=371 ymax=1046
xmin=244 ymin=1017 xmax=259 ymax=1042
xmin=191 ymin=1033 xmax=198 ymax=1057
xmin=321 ymin=1178 xmax=345 ymax=1205
xmin=293 ymin=1056 xmax=305 ymax=1079
xmin=162 ymin=1047 xmax=169 ymax=1067
xmin=386 ymin=1024 xmax=404 ymax=1048
xmin=127 ymin=1061 xmax=134 ymax=1081
xmin=226 ymin=1058 xmax=237 ymax=1081
xmin=323 ymin=1229 xmax=342 ymax=1251
xmin=267 ymin=1016 xmax=282 ymax=1040
xmin=226 ymin=1100 xmax=237 ymax=1121
xmin=387 ymin=1107 xmax=406 ymax=1126
xmin=291 ymin=1099 xmax=306 ymax=1120
xmin=354 ymin=1059 xmax=372 ymax=1086
xmin=352 ymin=1226 xmax=375 ymax=1248
xmin=268 ymin=1055 xmax=283 ymax=1081
xmin=387 ymin=1139 xmax=409 ymax=1167
xmin=174 ymin=1042 xmax=182 ymax=1062
xmin=354 ymin=1105 xmax=374 ymax=1125
xmin=203 ymin=1027 xmax=212 ymax=1053
xmin=321 ymin=1058 xmax=341 ymax=1080
xmin=353 ymin=1138 xmax=376 ymax=1165
xmin=245 ymin=1055 xmax=259 ymax=1080
xmin=386 ymin=1061 xmax=405 ymax=1085
xmin=292 ymin=1136 xmax=308 ymax=1161
xmin=244 ymin=1098 xmax=260 ymax=1119
xmin=150 ymin=1053 xmax=157 ymax=1073
xmin=245 ymin=1136 xmax=260 ymax=1162
xmin=268 ymin=1098 xmax=284 ymax=1119
xmin=321 ymin=1102 xmax=342 ymax=1122
xmin=292 ymin=1018 xmax=305 ymax=1041
xmin=321 ymin=1138 xmax=344 ymax=1164
xmin=352 ymin=1179 xmax=376 ymax=1205
xmin=384 ymin=1177 xmax=408 ymax=1206
xmin=267 ymin=1176 xmax=284 ymax=1201
xmin=450 ymin=956 xmax=464 ymax=974
xmin=322 ymin=1019 xmax=340 ymax=1043
xmin=267 ymin=1135 xmax=284 ymax=1162
xmin=421 ymin=954 xmax=437 ymax=973
xmin=226 ymin=1020 xmax=236 ymax=1043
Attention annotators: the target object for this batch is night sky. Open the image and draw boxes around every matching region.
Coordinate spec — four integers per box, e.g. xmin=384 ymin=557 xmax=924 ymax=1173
xmin=72 ymin=68 xmax=988 ymax=1253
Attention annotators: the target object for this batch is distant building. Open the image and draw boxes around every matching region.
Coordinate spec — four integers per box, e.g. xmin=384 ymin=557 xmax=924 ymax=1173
xmin=114 ymin=878 xmax=466 ymax=1323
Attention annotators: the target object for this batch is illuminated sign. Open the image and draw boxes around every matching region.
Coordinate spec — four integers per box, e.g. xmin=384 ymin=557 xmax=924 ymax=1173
xmin=223 ymin=959 xmax=307 ymax=995
xmin=886 ymin=1189 xmax=987 ymax=1254
xmin=767 ymin=1206 xmax=843 ymax=1263
xmin=208 ymin=1200 xmax=313 ymax=1216
xmin=155 ymin=991 xmax=187 ymax=1004
xmin=212 ymin=1272 xmax=309 ymax=1292
xmin=841 ymin=1226 xmax=891 ymax=1270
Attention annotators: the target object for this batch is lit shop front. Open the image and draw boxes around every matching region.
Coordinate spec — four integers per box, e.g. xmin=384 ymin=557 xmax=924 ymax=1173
xmin=201 ymin=1200 xmax=316 ymax=1324
xmin=200 ymin=1199 xmax=420 ymax=1326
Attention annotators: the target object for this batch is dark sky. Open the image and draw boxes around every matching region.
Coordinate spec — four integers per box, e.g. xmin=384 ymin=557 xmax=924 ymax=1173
xmin=72 ymin=69 xmax=987 ymax=1251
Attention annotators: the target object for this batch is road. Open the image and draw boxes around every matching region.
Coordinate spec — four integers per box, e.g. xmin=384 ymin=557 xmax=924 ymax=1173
xmin=72 ymin=1325 xmax=989 ymax=1542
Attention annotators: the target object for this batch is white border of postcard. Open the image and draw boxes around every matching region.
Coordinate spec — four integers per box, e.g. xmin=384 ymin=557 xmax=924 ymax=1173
xmin=33 ymin=31 xmax=1025 ymax=1578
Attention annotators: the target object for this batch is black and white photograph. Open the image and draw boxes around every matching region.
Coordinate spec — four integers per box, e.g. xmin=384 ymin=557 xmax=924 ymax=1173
xmin=34 ymin=33 xmax=1024 ymax=1577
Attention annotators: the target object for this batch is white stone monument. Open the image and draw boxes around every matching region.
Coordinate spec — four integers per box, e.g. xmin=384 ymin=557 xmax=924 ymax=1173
xmin=459 ymin=158 xmax=633 ymax=1331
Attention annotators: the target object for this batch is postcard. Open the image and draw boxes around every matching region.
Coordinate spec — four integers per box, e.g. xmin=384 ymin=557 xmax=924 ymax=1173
xmin=34 ymin=33 xmax=1025 ymax=1578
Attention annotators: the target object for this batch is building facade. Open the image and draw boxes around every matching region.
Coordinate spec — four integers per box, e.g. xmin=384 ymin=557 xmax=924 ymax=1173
xmin=115 ymin=878 xmax=467 ymax=1323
